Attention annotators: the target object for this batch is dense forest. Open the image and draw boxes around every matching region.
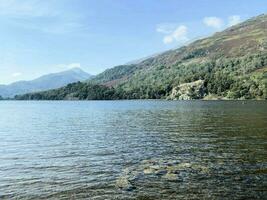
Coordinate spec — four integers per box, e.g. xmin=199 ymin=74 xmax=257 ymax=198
xmin=15 ymin=82 xmax=118 ymax=100
xmin=117 ymin=53 xmax=267 ymax=99
xmin=15 ymin=14 xmax=267 ymax=100
xmin=15 ymin=53 xmax=267 ymax=100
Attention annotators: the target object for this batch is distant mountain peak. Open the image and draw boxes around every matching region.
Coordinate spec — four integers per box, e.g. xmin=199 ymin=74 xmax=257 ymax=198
xmin=0 ymin=68 xmax=93 ymax=98
xmin=68 ymin=67 xmax=85 ymax=73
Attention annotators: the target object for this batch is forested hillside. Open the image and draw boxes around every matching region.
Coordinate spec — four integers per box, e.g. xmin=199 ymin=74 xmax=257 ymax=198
xmin=16 ymin=14 xmax=267 ymax=100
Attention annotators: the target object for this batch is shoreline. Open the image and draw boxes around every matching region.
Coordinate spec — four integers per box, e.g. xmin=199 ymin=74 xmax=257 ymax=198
xmin=0 ymin=98 xmax=266 ymax=102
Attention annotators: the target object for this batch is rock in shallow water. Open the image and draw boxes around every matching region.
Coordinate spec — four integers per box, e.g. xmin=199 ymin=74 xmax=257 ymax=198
xmin=115 ymin=176 xmax=134 ymax=191
xmin=116 ymin=159 xmax=211 ymax=191
xmin=162 ymin=172 xmax=181 ymax=181
xmin=143 ymin=168 xmax=155 ymax=174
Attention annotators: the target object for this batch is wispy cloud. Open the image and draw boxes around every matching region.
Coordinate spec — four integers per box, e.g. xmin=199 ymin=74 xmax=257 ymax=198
xmin=0 ymin=0 xmax=86 ymax=34
xmin=56 ymin=63 xmax=81 ymax=70
xmin=228 ymin=15 xmax=242 ymax=26
xmin=157 ymin=24 xmax=189 ymax=45
xmin=14 ymin=20 xmax=86 ymax=35
xmin=11 ymin=72 xmax=22 ymax=77
xmin=0 ymin=0 xmax=58 ymax=17
xmin=156 ymin=23 xmax=178 ymax=34
xmin=203 ymin=15 xmax=242 ymax=29
xmin=203 ymin=17 xmax=224 ymax=29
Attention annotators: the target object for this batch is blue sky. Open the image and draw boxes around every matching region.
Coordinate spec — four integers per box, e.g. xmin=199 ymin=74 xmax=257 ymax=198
xmin=0 ymin=0 xmax=266 ymax=84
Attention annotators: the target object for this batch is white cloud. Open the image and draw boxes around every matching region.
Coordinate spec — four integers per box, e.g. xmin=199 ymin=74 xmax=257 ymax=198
xmin=157 ymin=25 xmax=188 ymax=45
xmin=156 ymin=23 xmax=177 ymax=34
xmin=163 ymin=35 xmax=174 ymax=44
xmin=12 ymin=72 xmax=22 ymax=77
xmin=203 ymin=17 xmax=224 ymax=29
xmin=228 ymin=15 xmax=241 ymax=26
xmin=56 ymin=63 xmax=81 ymax=70
xmin=66 ymin=63 xmax=81 ymax=69
xmin=172 ymin=26 xmax=188 ymax=41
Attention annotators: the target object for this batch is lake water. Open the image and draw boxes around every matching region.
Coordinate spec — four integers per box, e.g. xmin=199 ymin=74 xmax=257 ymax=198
xmin=0 ymin=101 xmax=266 ymax=199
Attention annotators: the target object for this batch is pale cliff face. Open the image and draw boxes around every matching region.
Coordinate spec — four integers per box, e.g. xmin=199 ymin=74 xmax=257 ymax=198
xmin=168 ymin=80 xmax=206 ymax=100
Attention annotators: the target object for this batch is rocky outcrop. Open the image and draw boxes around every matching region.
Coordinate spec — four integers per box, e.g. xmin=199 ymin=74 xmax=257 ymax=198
xmin=168 ymin=80 xmax=206 ymax=100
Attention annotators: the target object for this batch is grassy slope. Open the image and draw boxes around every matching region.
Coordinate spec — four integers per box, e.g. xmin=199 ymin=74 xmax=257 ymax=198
xmin=89 ymin=14 xmax=267 ymax=99
xmin=91 ymin=14 xmax=267 ymax=86
xmin=16 ymin=14 xmax=267 ymax=100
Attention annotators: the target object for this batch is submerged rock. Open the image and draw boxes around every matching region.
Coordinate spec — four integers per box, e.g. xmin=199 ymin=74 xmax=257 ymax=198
xmin=176 ymin=162 xmax=192 ymax=169
xmin=143 ymin=168 xmax=155 ymax=174
xmin=163 ymin=172 xmax=181 ymax=181
xmin=150 ymin=165 xmax=161 ymax=170
xmin=116 ymin=159 xmax=211 ymax=190
xmin=115 ymin=176 xmax=134 ymax=191
xmin=155 ymin=169 xmax=168 ymax=176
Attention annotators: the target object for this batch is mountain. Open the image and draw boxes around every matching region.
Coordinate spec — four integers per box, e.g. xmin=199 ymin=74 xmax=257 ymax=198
xmin=125 ymin=52 xmax=162 ymax=65
xmin=0 ymin=68 xmax=92 ymax=98
xmin=16 ymin=14 xmax=267 ymax=100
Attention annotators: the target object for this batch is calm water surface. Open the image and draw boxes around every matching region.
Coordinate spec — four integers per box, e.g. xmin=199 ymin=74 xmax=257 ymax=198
xmin=0 ymin=101 xmax=266 ymax=199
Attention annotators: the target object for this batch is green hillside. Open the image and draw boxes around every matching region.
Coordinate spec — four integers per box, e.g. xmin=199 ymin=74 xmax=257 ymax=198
xmin=16 ymin=14 xmax=267 ymax=100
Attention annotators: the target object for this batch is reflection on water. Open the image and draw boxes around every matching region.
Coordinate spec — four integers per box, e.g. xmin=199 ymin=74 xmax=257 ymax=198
xmin=0 ymin=100 xmax=266 ymax=199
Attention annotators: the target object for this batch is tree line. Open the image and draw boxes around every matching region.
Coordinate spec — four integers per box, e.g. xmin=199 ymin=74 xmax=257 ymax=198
xmin=15 ymin=53 xmax=267 ymax=100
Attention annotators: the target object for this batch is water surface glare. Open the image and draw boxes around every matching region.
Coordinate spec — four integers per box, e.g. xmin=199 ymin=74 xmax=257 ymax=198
xmin=0 ymin=101 xmax=266 ymax=199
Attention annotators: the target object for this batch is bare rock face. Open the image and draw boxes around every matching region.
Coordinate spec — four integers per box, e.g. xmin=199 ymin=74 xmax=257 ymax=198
xmin=168 ymin=80 xmax=206 ymax=100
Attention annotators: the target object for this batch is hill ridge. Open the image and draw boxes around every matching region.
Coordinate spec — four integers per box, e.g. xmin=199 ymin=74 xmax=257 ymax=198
xmin=0 ymin=68 xmax=92 ymax=98
xmin=15 ymin=14 xmax=267 ymax=100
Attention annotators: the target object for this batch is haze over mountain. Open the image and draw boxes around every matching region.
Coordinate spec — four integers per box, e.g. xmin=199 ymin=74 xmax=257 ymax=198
xmin=0 ymin=68 xmax=92 ymax=98
xmin=16 ymin=14 xmax=267 ymax=100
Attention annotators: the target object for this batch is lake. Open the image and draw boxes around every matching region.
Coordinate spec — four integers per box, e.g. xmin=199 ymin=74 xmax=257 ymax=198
xmin=0 ymin=101 xmax=266 ymax=199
